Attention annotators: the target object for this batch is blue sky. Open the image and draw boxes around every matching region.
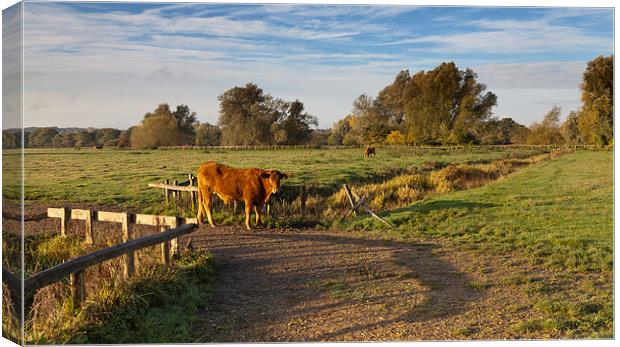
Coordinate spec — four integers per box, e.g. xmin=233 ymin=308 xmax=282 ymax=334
xmin=4 ymin=1 xmax=614 ymax=129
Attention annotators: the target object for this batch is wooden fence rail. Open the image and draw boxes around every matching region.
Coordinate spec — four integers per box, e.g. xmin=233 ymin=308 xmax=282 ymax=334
xmin=2 ymin=266 xmax=22 ymax=315
xmin=24 ymin=223 xmax=196 ymax=298
xmin=149 ymin=176 xmax=309 ymax=213
xmin=2 ymin=222 xmax=197 ymax=311
xmin=2 ymin=207 xmax=201 ymax=311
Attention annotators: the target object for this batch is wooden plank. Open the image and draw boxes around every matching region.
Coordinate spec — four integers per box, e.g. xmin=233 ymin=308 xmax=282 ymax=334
xmin=47 ymin=207 xmax=63 ymax=218
xmin=344 ymin=192 xmax=374 ymax=218
xmin=148 ymin=182 xmax=199 ymax=192
xmin=61 ymin=207 xmax=70 ymax=237
xmin=70 ymin=209 xmax=91 ymax=220
xmin=121 ymin=213 xmax=134 ymax=278
xmin=169 ymin=218 xmax=179 ymax=256
xmin=2 ymin=266 xmax=21 ymax=317
xmin=24 ymin=223 xmax=197 ymax=294
xmin=135 ymin=214 xmax=178 ymax=227
xmin=2 ymin=266 xmax=21 ymax=296
xmin=160 ymin=226 xmax=170 ymax=268
xmin=49 ymin=207 xmax=195 ymax=228
xmin=84 ymin=210 xmax=94 ymax=244
xmin=342 ymin=184 xmax=358 ymax=215
xmin=189 ymin=174 xmax=196 ymax=212
xmin=97 ymin=211 xmax=126 ymax=224
xmin=351 ymin=191 xmax=393 ymax=228
xmin=70 ymin=270 xmax=85 ymax=308
xmin=164 ymin=179 xmax=170 ymax=205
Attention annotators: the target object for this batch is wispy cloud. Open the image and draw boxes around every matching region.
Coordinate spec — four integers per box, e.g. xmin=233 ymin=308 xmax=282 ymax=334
xmin=15 ymin=2 xmax=613 ymax=129
xmin=383 ymin=9 xmax=612 ymax=54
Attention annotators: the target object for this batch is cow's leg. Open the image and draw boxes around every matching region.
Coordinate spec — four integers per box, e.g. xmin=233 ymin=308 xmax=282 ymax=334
xmin=196 ymin=188 xmax=204 ymax=224
xmin=205 ymin=193 xmax=216 ymax=227
xmin=244 ymin=201 xmax=253 ymax=230
xmin=254 ymin=205 xmax=262 ymax=226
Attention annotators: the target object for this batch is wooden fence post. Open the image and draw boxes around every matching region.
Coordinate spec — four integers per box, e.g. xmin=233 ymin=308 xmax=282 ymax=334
xmin=84 ymin=210 xmax=94 ymax=244
xmin=172 ymin=180 xmax=178 ymax=201
xmin=160 ymin=226 xmax=170 ymax=268
xmin=61 ymin=207 xmax=70 ymax=237
xmin=164 ymin=179 xmax=170 ymax=206
xmin=70 ymin=270 xmax=85 ymax=308
xmin=189 ymin=174 xmax=196 ymax=212
xmin=169 ymin=218 xmax=179 ymax=256
xmin=121 ymin=213 xmax=135 ymax=278
xmin=343 ymin=184 xmax=357 ymax=216
xmin=300 ymin=185 xmax=307 ymax=212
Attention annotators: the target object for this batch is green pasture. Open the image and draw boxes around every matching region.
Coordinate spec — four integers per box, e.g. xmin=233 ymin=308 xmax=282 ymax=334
xmin=4 ymin=146 xmax=541 ymax=211
xmin=347 ymin=150 xmax=613 ymax=337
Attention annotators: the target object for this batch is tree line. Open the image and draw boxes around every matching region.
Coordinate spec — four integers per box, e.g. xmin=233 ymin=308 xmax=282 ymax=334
xmin=327 ymin=55 xmax=613 ymax=147
xmin=2 ymin=55 xmax=612 ymax=149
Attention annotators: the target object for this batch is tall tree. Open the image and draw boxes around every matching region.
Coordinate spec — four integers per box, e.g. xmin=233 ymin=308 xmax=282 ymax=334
xmin=195 ymin=122 xmax=222 ymax=146
xmin=131 ymin=115 xmax=182 ymax=149
xmin=218 ymin=83 xmax=272 ymax=145
xmin=172 ymin=104 xmax=199 ymax=143
xmin=218 ymin=83 xmax=317 ymax=145
xmin=2 ymin=130 xmax=17 ymax=149
xmin=351 ymin=94 xmax=390 ymax=145
xmin=271 ymin=100 xmax=318 ymax=145
xmin=29 ymin=128 xmax=59 ymax=147
xmin=577 ymin=55 xmax=613 ymax=146
xmin=403 ymin=62 xmax=497 ymax=144
xmin=94 ymin=128 xmax=121 ymax=146
xmin=561 ymin=110 xmax=581 ymax=144
xmin=376 ymin=70 xmax=411 ymax=128
xmin=527 ymin=106 xmax=564 ymax=145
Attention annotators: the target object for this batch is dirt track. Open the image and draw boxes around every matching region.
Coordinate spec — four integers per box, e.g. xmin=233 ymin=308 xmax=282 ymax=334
xmin=187 ymin=225 xmax=539 ymax=342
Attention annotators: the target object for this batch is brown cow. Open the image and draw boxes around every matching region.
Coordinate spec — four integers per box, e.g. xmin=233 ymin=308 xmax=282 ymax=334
xmin=196 ymin=162 xmax=290 ymax=230
xmin=364 ymin=145 xmax=376 ymax=158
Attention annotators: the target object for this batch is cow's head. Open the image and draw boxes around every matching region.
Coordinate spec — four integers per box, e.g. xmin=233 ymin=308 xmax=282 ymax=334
xmin=260 ymin=170 xmax=290 ymax=194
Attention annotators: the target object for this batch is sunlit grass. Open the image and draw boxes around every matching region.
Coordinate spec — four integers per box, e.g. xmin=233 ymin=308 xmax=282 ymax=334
xmin=4 ymin=146 xmax=543 ymax=212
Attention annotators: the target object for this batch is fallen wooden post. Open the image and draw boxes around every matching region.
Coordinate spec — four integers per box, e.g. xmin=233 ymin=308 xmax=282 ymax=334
xmin=351 ymin=191 xmax=393 ymax=228
xmin=342 ymin=184 xmax=393 ymax=228
xmin=342 ymin=184 xmax=358 ymax=216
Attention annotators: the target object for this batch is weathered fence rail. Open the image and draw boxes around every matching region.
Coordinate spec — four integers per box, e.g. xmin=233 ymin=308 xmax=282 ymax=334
xmin=149 ymin=174 xmax=309 ymax=213
xmin=2 ymin=266 xmax=22 ymax=315
xmin=24 ymin=223 xmax=196 ymax=299
xmin=2 ymin=207 xmax=200 ymax=310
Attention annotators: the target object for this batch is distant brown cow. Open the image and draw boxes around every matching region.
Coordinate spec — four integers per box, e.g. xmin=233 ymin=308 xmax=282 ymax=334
xmin=196 ymin=162 xmax=290 ymax=230
xmin=364 ymin=145 xmax=376 ymax=158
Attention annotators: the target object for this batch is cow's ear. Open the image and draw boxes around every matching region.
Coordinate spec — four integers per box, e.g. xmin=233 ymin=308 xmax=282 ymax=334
xmin=259 ymin=171 xmax=270 ymax=179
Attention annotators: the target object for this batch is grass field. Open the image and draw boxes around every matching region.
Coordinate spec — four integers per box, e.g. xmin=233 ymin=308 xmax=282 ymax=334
xmin=346 ymin=151 xmax=613 ymax=337
xmin=2 ymin=147 xmax=613 ymax=340
xmin=3 ymin=146 xmax=543 ymax=212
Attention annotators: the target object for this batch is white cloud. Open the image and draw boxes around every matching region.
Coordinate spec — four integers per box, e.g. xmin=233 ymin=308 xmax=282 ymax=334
xmin=384 ymin=14 xmax=612 ymax=54
xmin=14 ymin=2 xmax=610 ymax=130
xmin=474 ymin=61 xmax=585 ymax=89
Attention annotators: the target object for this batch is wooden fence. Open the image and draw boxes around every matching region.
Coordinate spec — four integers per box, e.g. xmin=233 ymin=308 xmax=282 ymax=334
xmin=148 ymin=174 xmax=308 ymax=213
xmin=156 ymin=144 xmax=595 ymax=151
xmin=2 ymin=208 xmax=199 ymax=311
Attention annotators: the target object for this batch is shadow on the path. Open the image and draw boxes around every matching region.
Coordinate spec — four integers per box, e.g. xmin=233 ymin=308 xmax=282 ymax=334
xmin=188 ymin=227 xmax=483 ymax=342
